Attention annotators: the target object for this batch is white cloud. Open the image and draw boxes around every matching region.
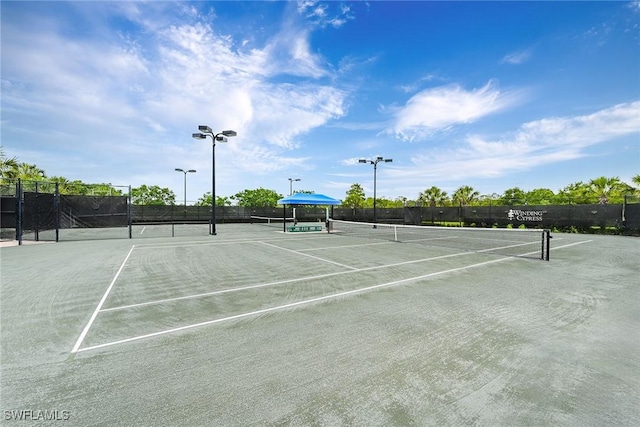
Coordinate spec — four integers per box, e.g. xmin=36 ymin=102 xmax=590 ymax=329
xmin=262 ymin=29 xmax=330 ymax=79
xmin=387 ymin=80 xmax=524 ymax=141
xmin=501 ymin=49 xmax=532 ymax=65
xmin=388 ymin=101 xmax=640 ymax=183
xmin=340 ymin=157 xmax=365 ymax=166
xmin=297 ymin=0 xmax=354 ymax=28
xmin=397 ymin=74 xmax=439 ymax=93
xmin=0 ymin=3 xmax=350 ymax=192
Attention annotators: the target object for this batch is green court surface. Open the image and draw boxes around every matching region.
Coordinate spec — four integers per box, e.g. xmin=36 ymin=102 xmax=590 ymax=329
xmin=1 ymin=224 xmax=638 ymax=426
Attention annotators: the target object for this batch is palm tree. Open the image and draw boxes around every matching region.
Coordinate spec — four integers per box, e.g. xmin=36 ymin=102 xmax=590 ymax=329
xmin=16 ymin=163 xmax=46 ymax=181
xmin=418 ymin=186 xmax=448 ymax=207
xmin=452 ymin=185 xmax=480 ymax=206
xmin=585 ymin=176 xmax=625 ymax=204
xmin=0 ymin=149 xmax=20 ymax=179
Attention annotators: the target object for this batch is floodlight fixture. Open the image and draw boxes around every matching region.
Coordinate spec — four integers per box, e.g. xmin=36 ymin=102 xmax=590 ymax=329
xmin=175 ymin=168 xmax=197 ymax=210
xmin=192 ymin=126 xmax=237 ymax=235
xmin=288 ymin=178 xmax=301 ymax=195
xmin=359 ymin=155 xmax=393 ymax=226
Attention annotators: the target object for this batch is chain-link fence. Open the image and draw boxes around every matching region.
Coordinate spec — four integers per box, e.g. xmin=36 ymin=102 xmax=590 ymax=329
xmin=2 ymin=179 xmax=637 ymax=242
xmin=623 ymin=195 xmax=640 ymax=232
xmin=0 ymin=179 xmax=131 ymax=243
xmin=333 ymin=200 xmax=637 ymax=234
xmin=131 ymin=205 xmax=328 ymax=223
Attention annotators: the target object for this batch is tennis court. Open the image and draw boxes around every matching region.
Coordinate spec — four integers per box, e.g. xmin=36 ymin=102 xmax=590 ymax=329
xmin=1 ymin=223 xmax=638 ymax=425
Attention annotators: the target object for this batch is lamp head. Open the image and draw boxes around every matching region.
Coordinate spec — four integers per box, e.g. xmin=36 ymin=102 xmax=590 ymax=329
xmin=215 ymin=136 xmax=228 ymax=143
xmin=358 ymin=159 xmax=368 ymax=164
xmin=175 ymin=168 xmax=184 ymax=172
xmin=221 ymin=130 xmax=237 ymax=137
xmin=198 ymin=125 xmax=213 ymax=133
xmin=384 ymin=158 xmax=393 ymax=163
xmin=192 ymin=133 xmax=207 ymax=139
xmin=187 ymin=169 xmax=196 ymax=173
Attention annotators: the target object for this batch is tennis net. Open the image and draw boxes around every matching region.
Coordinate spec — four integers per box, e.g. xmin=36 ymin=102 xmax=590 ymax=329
xmin=250 ymin=216 xmax=296 ymax=227
xmin=327 ymin=219 xmax=551 ymax=260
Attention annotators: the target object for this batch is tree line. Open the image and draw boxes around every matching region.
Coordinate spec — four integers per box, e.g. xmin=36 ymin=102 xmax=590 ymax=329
xmin=342 ymin=177 xmax=640 ymax=208
xmin=1 ymin=149 xmax=638 ymax=207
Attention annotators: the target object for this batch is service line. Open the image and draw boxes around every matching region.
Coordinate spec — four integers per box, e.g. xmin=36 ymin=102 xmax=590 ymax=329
xmin=77 ymin=239 xmax=592 ymax=353
xmin=76 ymin=255 xmax=514 ymax=353
xmin=100 ymin=250 xmax=483 ymax=313
xmin=71 ymin=245 xmax=136 ymax=353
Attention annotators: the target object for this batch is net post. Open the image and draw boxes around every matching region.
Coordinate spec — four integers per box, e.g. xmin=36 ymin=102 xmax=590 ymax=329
xmin=543 ymin=229 xmax=551 ymax=261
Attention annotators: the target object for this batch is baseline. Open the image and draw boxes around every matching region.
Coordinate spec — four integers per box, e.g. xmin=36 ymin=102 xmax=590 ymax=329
xmin=99 ymin=250 xmax=484 ymax=313
xmin=77 ymin=239 xmax=592 ymax=353
xmin=99 ymin=236 xmax=571 ymax=313
xmin=75 ymin=255 xmax=515 ymax=353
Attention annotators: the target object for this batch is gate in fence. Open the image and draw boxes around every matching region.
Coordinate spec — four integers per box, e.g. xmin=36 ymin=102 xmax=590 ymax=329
xmin=0 ymin=179 xmax=131 ymax=244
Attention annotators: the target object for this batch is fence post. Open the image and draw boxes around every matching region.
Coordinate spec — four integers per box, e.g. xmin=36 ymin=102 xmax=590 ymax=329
xmin=55 ymin=182 xmax=60 ymax=242
xmin=34 ymin=181 xmax=40 ymax=241
xmin=16 ymin=179 xmax=23 ymax=245
xmin=622 ymin=194 xmax=627 ymax=228
xmin=128 ymin=186 xmax=132 ymax=239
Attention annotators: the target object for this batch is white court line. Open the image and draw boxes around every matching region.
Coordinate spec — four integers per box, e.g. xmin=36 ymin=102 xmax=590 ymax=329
xmin=135 ymin=239 xmax=260 ymax=249
xmin=550 ymin=240 xmax=592 ymax=250
xmin=75 ymin=255 xmax=517 ymax=353
xmin=297 ymin=237 xmax=456 ymax=252
xmin=298 ymin=241 xmax=391 ymax=251
xmin=257 ymin=241 xmax=359 ymax=270
xmin=71 ymin=245 xmax=136 ymax=353
xmin=139 ymin=227 xmax=145 ymax=235
xmin=132 ymin=234 xmax=331 ymax=250
xmin=99 ymin=250 xmax=490 ymax=312
xmin=77 ymin=238 xmax=590 ymax=353
xmin=100 ymin=239 xmax=547 ymax=312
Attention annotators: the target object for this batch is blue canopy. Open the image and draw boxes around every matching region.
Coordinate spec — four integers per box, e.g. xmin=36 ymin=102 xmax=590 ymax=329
xmin=278 ymin=193 xmax=341 ymax=205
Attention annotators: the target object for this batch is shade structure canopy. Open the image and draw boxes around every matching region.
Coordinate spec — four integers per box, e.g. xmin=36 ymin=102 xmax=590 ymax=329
xmin=278 ymin=193 xmax=341 ymax=205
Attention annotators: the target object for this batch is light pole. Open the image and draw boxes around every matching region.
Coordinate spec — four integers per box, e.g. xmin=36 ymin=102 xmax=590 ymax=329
xmin=288 ymin=178 xmax=301 ymax=196
xmin=175 ymin=168 xmax=196 ymax=211
xmin=192 ymin=126 xmax=237 ymax=235
xmin=359 ymin=156 xmax=393 ymax=226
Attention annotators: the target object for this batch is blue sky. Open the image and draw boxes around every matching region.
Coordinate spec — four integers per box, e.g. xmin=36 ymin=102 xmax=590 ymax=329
xmin=2 ymin=1 xmax=639 ymax=203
